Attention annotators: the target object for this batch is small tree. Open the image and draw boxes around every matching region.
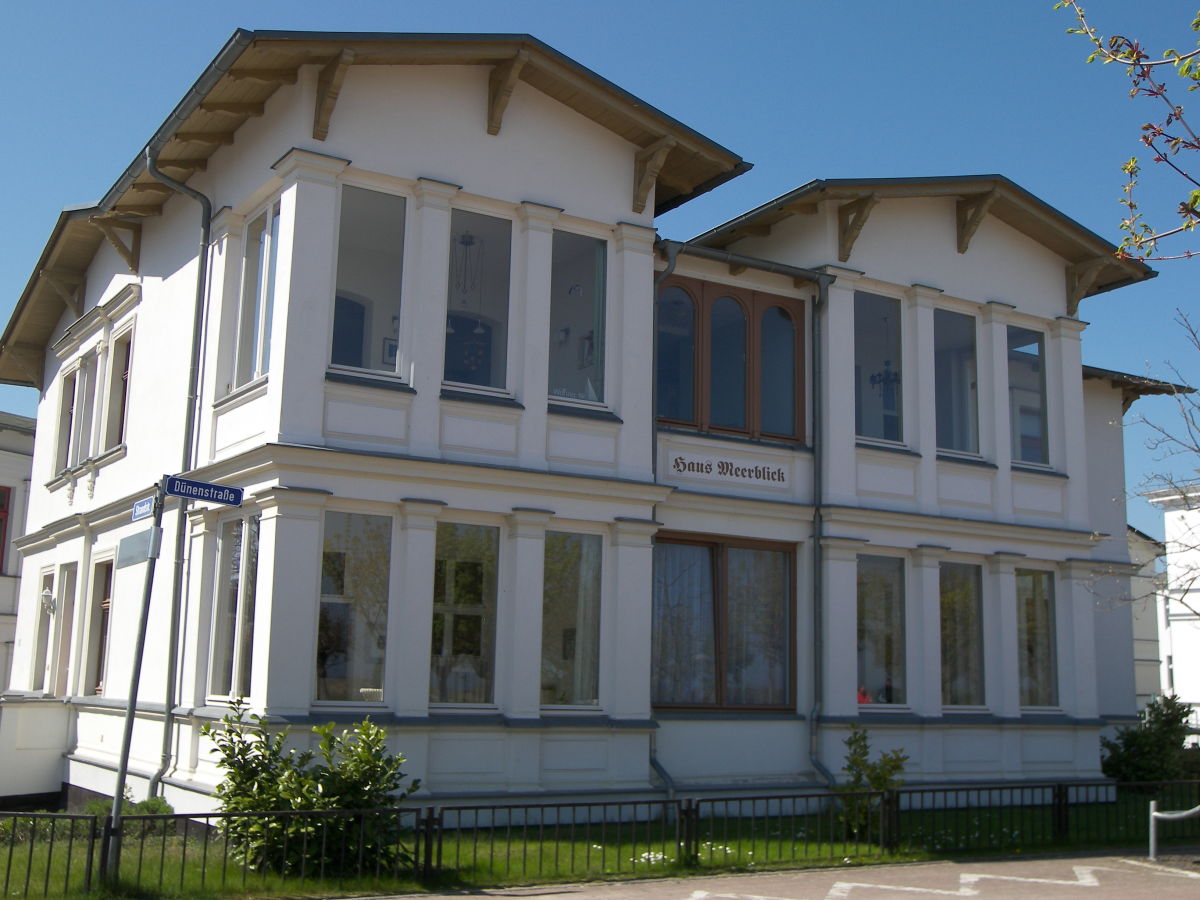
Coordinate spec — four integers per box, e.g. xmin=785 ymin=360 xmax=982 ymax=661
xmin=201 ymin=701 xmax=420 ymax=874
xmin=837 ymin=725 xmax=909 ymax=838
xmin=1100 ymin=693 xmax=1192 ymax=782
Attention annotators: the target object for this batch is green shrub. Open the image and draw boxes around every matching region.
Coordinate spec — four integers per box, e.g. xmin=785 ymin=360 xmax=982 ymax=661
xmin=836 ymin=725 xmax=908 ymax=837
xmin=1100 ymin=694 xmax=1191 ymax=782
xmin=200 ymin=699 xmax=420 ymax=874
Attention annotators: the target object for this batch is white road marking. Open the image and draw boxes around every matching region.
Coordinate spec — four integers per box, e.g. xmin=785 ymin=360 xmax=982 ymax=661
xmin=1116 ymin=858 xmax=1200 ymax=879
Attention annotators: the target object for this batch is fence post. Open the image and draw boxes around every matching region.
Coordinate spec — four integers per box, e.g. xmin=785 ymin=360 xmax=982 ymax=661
xmin=1052 ymin=784 xmax=1069 ymax=843
xmin=678 ymin=800 xmax=698 ymax=867
xmin=84 ymin=815 xmax=100 ymax=891
xmin=420 ymin=807 xmax=437 ymax=879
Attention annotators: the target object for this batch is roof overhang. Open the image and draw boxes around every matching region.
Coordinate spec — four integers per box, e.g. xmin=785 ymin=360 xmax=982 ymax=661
xmin=0 ymin=30 xmax=750 ymax=388
xmin=1082 ymin=363 xmax=1192 ymax=413
xmin=691 ymin=176 xmax=1156 ymax=313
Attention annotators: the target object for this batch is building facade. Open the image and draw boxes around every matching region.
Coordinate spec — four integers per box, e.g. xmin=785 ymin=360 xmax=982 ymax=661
xmin=0 ymin=31 xmax=1172 ymax=809
xmin=1149 ymin=486 xmax=1200 ymax=739
xmin=0 ymin=412 xmax=34 ymax=692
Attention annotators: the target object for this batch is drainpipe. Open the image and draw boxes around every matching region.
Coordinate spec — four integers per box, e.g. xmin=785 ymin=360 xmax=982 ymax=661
xmin=808 ymin=272 xmax=837 ymax=786
xmin=143 ymin=148 xmax=213 ymax=797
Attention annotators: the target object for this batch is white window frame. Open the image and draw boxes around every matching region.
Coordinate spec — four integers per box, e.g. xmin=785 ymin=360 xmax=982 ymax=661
xmin=232 ymin=201 xmax=281 ymax=389
xmin=207 ymin=512 xmax=260 ymax=701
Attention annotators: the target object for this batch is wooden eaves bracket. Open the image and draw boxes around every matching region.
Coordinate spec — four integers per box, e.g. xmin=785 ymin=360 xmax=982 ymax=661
xmin=313 ymin=49 xmax=356 ymax=141
xmin=89 ymin=217 xmax=142 ymax=275
xmin=2 ymin=342 xmax=45 ymax=390
xmin=956 ymin=189 xmax=998 ymax=253
xmin=837 ymin=194 xmax=878 ymax=262
xmin=487 ymin=50 xmax=529 ymax=135
xmin=1065 ymin=256 xmax=1112 ymax=317
xmin=632 ymin=136 xmax=677 ymax=215
xmin=39 ymin=269 xmax=84 ymax=318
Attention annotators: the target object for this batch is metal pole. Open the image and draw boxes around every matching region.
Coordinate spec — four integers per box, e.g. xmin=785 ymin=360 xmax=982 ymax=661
xmin=1148 ymin=800 xmax=1157 ymax=861
xmin=104 ymin=476 xmax=166 ymax=882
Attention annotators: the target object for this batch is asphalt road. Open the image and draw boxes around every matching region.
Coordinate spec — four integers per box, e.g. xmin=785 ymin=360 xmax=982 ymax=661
xmin=393 ymin=852 xmax=1200 ymax=899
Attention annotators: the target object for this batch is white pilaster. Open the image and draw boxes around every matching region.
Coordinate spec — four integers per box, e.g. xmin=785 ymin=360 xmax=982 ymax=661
xmin=982 ymin=301 xmax=1015 ymax=520
xmin=607 ymin=517 xmax=658 ymax=719
xmin=391 ymin=498 xmax=444 ymax=715
xmin=513 ymin=203 xmax=560 ymax=469
xmin=1059 ymin=560 xmax=1098 ymax=719
xmin=907 ymin=285 xmax=942 ymax=514
xmin=1052 ymin=316 xmax=1089 ymax=528
xmin=911 ymin=544 xmax=946 ymax=716
xmin=821 ymin=273 xmax=860 ymax=506
xmin=614 ymin=223 xmax=657 ymax=480
xmin=501 ymin=507 xmax=552 ymax=718
xmin=822 ymin=537 xmax=867 ymax=717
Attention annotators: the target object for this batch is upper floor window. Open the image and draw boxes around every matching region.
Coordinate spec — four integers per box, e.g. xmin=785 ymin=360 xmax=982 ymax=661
xmin=0 ymin=486 xmax=10 ymax=572
xmin=55 ymin=356 xmax=96 ymax=471
xmin=549 ymin=232 xmax=606 ymax=403
xmin=854 ymin=292 xmax=902 ymax=442
xmin=652 ymin=536 xmax=792 ymax=709
xmin=233 ymin=203 xmax=280 ymax=388
xmin=656 ymin=276 xmax=804 ymax=442
xmin=934 ymin=309 xmax=978 ymax=454
xmin=1007 ymin=326 xmax=1047 ymax=465
xmin=331 ymin=186 xmax=406 ymax=373
xmin=444 ymin=210 xmax=511 ymax=389
xmin=102 ymin=330 xmax=132 ymax=451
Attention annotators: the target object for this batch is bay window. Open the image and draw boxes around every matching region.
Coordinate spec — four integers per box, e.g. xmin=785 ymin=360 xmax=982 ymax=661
xmin=549 ymin=232 xmax=606 ymax=403
xmin=939 ymin=562 xmax=984 ymax=706
xmin=1007 ymin=326 xmax=1048 ymax=465
xmin=209 ymin=515 xmax=259 ymax=699
xmin=316 ymin=512 xmax=391 ymax=703
xmin=934 ymin=309 xmax=978 ymax=454
xmin=655 ymin=276 xmax=804 ymax=441
xmin=444 ymin=210 xmax=511 ymax=389
xmin=431 ymin=523 xmax=499 ymax=704
xmin=857 ymin=554 xmax=905 ymax=704
xmin=541 ymin=532 xmax=602 ymax=706
xmin=854 ymin=292 xmax=903 ymax=442
xmin=1017 ymin=568 xmax=1057 ymax=706
xmin=233 ymin=203 xmax=280 ymax=388
xmin=652 ymin=537 xmax=792 ymax=709
xmin=331 ymin=186 xmax=406 ymax=372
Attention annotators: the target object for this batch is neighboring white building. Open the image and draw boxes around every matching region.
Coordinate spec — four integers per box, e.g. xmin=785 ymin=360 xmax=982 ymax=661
xmin=1148 ymin=485 xmax=1200 ymax=739
xmin=0 ymin=31 xmax=1180 ymax=810
xmin=0 ymin=412 xmax=34 ymax=691
xmin=1127 ymin=525 xmax=1164 ymax=710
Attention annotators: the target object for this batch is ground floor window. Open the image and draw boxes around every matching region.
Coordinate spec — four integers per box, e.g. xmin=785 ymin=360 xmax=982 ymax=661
xmin=431 ymin=523 xmax=499 ymax=704
xmin=85 ymin=561 xmax=113 ymax=695
xmin=940 ymin=562 xmax=984 ymax=706
xmin=652 ymin=537 xmax=792 ymax=709
xmin=857 ymin=555 xmax=906 ymax=704
xmin=1017 ymin=568 xmax=1057 ymax=706
xmin=316 ymin=512 xmax=391 ymax=703
xmin=209 ymin=515 xmax=259 ymax=698
xmin=541 ymin=532 xmax=602 ymax=706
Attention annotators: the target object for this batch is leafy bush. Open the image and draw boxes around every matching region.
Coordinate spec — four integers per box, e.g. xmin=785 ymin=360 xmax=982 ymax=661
xmin=201 ymin=700 xmax=420 ymax=874
xmin=1101 ymin=694 xmax=1192 ymax=782
xmin=836 ymin=725 xmax=908 ymax=837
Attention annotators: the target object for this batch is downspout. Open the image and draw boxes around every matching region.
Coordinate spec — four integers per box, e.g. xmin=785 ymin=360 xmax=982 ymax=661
xmin=808 ymin=272 xmax=837 ymax=786
xmin=647 ymin=239 xmax=682 ymax=797
xmin=144 ymin=148 xmax=213 ymax=797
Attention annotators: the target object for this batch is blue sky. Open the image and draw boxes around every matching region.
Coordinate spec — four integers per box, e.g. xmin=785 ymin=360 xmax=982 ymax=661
xmin=1 ymin=0 xmax=1195 ymax=537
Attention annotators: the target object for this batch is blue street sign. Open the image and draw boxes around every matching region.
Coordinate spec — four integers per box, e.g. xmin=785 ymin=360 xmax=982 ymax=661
xmin=164 ymin=475 xmax=243 ymax=507
xmin=131 ymin=497 xmax=154 ymax=522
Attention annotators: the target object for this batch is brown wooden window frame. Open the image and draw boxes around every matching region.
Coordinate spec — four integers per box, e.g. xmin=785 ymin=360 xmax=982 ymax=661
xmin=651 ymin=532 xmax=796 ymax=712
xmin=656 ymin=275 xmax=806 ymax=444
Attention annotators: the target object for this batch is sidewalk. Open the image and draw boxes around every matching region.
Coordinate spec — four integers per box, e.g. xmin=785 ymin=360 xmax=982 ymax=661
xmin=394 ymin=850 xmax=1200 ymax=899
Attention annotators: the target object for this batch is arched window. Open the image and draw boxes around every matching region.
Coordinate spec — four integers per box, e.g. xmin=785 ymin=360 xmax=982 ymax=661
xmin=710 ymin=297 xmax=747 ymax=430
xmin=760 ymin=306 xmax=796 ymax=436
xmin=656 ymin=286 xmax=696 ymax=423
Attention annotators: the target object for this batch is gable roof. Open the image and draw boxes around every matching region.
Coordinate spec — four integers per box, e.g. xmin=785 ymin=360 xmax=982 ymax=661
xmin=690 ymin=175 xmax=1155 ymax=314
xmin=0 ymin=30 xmax=749 ymax=389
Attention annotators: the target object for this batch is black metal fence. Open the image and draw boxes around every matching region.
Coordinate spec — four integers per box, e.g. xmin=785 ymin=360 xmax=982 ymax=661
xmin=2 ymin=780 xmax=1198 ymax=897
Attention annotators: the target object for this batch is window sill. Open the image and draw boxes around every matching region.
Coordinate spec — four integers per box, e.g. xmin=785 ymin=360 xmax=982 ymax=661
xmin=440 ymin=387 xmax=524 ymax=409
xmin=936 ymin=453 xmax=997 ymax=469
xmin=1011 ymin=464 xmax=1068 ymax=479
xmin=46 ymin=443 xmax=128 ymax=492
xmin=657 ymin=425 xmax=808 ymax=451
xmin=653 ymin=709 xmax=803 ymax=720
xmin=548 ymin=402 xmax=622 ymax=424
xmin=214 ymin=375 xmax=268 ymax=411
xmin=326 ymin=369 xmax=416 ymax=393
xmin=856 ymin=440 xmax=920 ymax=457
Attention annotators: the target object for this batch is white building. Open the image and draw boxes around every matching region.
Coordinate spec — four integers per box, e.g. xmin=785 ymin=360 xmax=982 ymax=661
xmin=0 ymin=412 xmax=34 ymax=692
xmin=1148 ymin=486 xmax=1200 ymax=738
xmin=0 ymin=31 xmax=1178 ymax=810
xmin=1127 ymin=525 xmax=1164 ymax=710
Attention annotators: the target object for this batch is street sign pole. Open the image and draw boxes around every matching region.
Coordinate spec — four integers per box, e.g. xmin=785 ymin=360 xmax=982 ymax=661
xmin=104 ymin=476 xmax=166 ymax=883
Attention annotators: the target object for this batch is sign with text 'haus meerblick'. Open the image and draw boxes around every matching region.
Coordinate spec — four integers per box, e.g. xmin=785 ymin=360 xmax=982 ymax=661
xmin=164 ymin=475 xmax=243 ymax=507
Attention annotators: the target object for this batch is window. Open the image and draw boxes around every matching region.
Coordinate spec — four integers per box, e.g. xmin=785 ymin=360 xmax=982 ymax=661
xmin=331 ymin=186 xmax=406 ymax=372
xmin=103 ymin=331 xmax=132 ymax=450
xmin=934 ymin=309 xmax=978 ymax=454
xmin=31 ymin=572 xmax=53 ymax=692
xmin=857 ymin=555 xmax=905 ymax=704
xmin=233 ymin=203 xmax=280 ymax=388
xmin=209 ymin=515 xmax=259 ymax=698
xmin=1016 ymin=569 xmax=1057 ymax=706
xmin=549 ymin=232 xmax=606 ymax=403
xmin=541 ymin=532 xmax=602 ymax=706
xmin=652 ymin=537 xmax=791 ymax=708
xmin=444 ymin=210 xmax=511 ymax=389
xmin=84 ymin=561 xmax=113 ymax=695
xmin=855 ymin=292 xmax=903 ymax=442
xmin=940 ymin=562 xmax=984 ymax=705
xmin=655 ymin=277 xmax=804 ymax=441
xmin=0 ymin=486 xmax=10 ymax=572
xmin=1007 ymin=326 xmax=1047 ymax=464
xmin=316 ymin=512 xmax=391 ymax=703
xmin=55 ymin=356 xmax=97 ymax=472
xmin=431 ymin=523 xmax=499 ymax=704
xmin=55 ymin=371 xmax=76 ymax=472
